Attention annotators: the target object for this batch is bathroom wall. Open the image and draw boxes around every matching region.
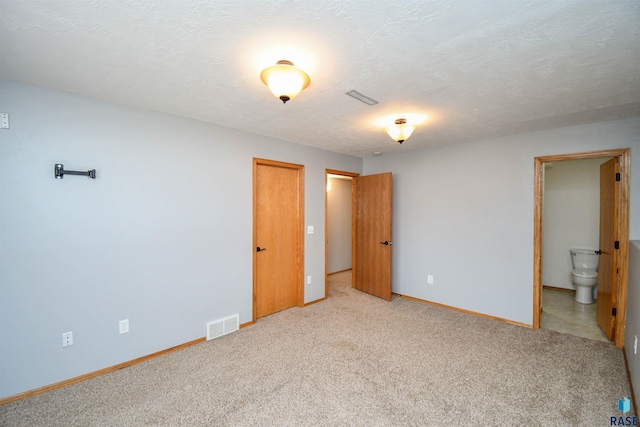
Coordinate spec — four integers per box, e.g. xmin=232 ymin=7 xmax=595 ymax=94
xmin=626 ymin=241 xmax=640 ymax=409
xmin=542 ymin=158 xmax=604 ymax=289
xmin=327 ymin=177 xmax=352 ymax=273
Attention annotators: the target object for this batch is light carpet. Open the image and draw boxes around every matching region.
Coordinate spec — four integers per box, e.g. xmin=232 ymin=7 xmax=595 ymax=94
xmin=0 ymin=271 xmax=634 ymax=426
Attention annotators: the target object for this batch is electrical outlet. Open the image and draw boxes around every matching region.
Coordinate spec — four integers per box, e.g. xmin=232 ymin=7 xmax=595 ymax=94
xmin=119 ymin=319 xmax=129 ymax=334
xmin=307 ymin=276 xmax=312 ymax=285
xmin=427 ymin=275 xmax=434 ymax=285
xmin=62 ymin=331 xmax=73 ymax=347
xmin=1 ymin=113 xmax=9 ymax=129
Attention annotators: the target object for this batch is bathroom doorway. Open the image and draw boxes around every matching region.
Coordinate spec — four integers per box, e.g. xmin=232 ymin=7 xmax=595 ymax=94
xmin=540 ymin=158 xmax=610 ymax=342
xmin=533 ymin=148 xmax=630 ymax=348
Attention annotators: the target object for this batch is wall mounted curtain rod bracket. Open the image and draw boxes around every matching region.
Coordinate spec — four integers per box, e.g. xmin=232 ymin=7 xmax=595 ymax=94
xmin=55 ymin=164 xmax=96 ymax=179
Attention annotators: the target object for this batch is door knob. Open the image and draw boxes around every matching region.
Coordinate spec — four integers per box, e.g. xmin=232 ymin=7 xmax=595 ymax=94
xmin=380 ymin=241 xmax=390 ymax=245
xmin=256 ymin=246 xmax=267 ymax=252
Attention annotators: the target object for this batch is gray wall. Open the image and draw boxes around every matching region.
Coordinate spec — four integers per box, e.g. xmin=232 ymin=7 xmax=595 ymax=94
xmin=626 ymin=241 xmax=640 ymax=406
xmin=542 ymin=159 xmax=603 ymax=290
xmin=2 ymin=77 xmax=639 ymax=401
xmin=327 ymin=177 xmax=352 ymax=273
xmin=363 ymin=117 xmax=640 ymax=325
xmin=0 ymin=79 xmax=362 ymax=399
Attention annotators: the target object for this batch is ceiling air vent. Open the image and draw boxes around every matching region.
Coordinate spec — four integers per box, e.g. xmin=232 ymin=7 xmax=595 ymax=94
xmin=345 ymin=90 xmax=378 ymax=105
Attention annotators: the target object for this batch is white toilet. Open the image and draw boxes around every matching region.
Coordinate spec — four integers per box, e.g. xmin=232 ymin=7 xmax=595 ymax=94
xmin=570 ymin=248 xmax=599 ymax=304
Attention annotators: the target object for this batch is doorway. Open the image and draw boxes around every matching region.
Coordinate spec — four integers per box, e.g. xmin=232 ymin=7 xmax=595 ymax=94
xmin=533 ymin=149 xmax=630 ymax=348
xmin=540 ymin=158 xmax=611 ymax=342
xmin=324 ymin=169 xmax=393 ymax=301
xmin=325 ymin=169 xmax=359 ymax=297
xmin=253 ymin=158 xmax=304 ymax=321
xmin=326 ymin=173 xmax=354 ymax=275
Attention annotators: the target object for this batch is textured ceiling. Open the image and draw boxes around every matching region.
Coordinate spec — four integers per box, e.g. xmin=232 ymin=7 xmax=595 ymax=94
xmin=1 ymin=0 xmax=639 ymax=157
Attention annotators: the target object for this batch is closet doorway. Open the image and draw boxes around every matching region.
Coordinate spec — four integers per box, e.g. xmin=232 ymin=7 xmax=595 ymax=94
xmin=253 ymin=158 xmax=304 ymax=321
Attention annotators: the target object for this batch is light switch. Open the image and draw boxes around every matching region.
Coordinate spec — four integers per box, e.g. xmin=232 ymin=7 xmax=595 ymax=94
xmin=307 ymin=226 xmax=314 ymax=234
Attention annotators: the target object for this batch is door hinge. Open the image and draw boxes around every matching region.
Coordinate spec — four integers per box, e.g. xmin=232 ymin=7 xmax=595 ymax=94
xmin=612 ymin=307 xmax=617 ymax=317
xmin=615 ymin=172 xmax=621 ymax=182
xmin=615 ymin=241 xmax=620 ymax=250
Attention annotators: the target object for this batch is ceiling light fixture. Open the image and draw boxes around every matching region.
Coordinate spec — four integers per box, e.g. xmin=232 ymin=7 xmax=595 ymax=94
xmin=260 ymin=60 xmax=310 ymax=104
xmin=386 ymin=118 xmax=415 ymax=144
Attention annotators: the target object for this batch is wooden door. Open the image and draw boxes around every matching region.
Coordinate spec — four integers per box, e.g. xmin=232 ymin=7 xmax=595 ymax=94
xmin=353 ymin=172 xmax=392 ymax=300
xmin=254 ymin=160 xmax=304 ymax=319
xmin=596 ymin=157 xmax=619 ymax=340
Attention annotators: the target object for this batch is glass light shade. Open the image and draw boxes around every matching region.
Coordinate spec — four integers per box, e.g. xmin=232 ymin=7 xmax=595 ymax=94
xmin=386 ymin=124 xmax=415 ymax=143
xmin=260 ymin=61 xmax=310 ymax=103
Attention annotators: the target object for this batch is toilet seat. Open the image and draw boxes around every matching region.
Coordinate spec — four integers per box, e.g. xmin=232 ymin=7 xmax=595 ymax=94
xmin=571 ymin=269 xmax=598 ymax=279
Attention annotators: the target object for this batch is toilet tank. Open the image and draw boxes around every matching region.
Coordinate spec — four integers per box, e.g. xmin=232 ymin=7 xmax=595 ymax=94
xmin=570 ymin=248 xmax=599 ymax=271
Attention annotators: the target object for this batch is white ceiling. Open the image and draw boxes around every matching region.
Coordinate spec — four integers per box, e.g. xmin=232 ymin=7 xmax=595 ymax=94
xmin=1 ymin=1 xmax=639 ymax=157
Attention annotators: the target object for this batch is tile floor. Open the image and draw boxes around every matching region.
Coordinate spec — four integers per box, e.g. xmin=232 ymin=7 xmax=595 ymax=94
xmin=541 ymin=288 xmax=611 ymax=342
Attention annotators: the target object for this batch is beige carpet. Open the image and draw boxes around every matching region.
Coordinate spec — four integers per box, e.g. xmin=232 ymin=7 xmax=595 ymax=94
xmin=1 ymin=271 xmax=634 ymax=426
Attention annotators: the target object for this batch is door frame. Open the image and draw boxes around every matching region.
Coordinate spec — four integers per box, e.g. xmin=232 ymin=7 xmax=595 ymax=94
xmin=533 ymin=148 xmax=630 ymax=347
xmin=253 ymin=158 xmax=305 ymax=322
xmin=324 ymin=169 xmax=360 ymax=298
